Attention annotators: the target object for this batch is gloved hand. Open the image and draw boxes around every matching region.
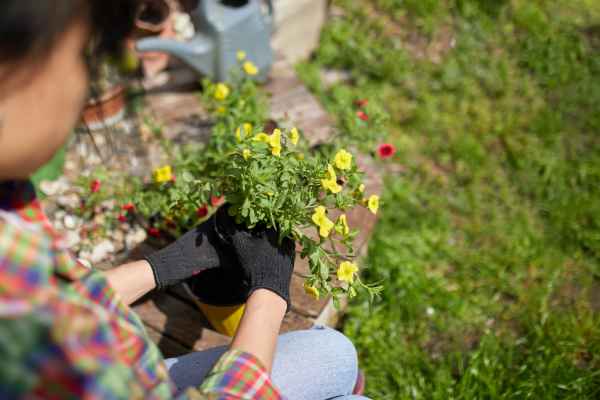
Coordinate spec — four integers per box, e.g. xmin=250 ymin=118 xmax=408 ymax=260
xmin=215 ymin=207 xmax=296 ymax=310
xmin=145 ymin=213 xmax=237 ymax=290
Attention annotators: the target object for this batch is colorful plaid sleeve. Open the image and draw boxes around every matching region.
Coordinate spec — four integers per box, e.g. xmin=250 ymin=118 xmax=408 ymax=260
xmin=194 ymin=349 xmax=282 ymax=400
xmin=1 ymin=181 xmax=283 ymax=400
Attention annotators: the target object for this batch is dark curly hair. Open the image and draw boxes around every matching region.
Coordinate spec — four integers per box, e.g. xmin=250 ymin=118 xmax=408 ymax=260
xmin=1 ymin=0 xmax=140 ymax=66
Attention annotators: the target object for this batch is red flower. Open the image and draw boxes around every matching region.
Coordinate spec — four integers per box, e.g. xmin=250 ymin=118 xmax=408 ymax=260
xmin=377 ymin=143 xmax=396 ymax=159
xmin=90 ymin=179 xmax=101 ymax=193
xmin=117 ymin=214 xmax=128 ymax=223
xmin=197 ymin=205 xmax=209 ymax=218
xmin=148 ymin=227 xmax=161 ymax=238
xmin=354 ymin=99 xmax=369 ymax=108
xmin=210 ymin=195 xmax=225 ymax=207
xmin=171 ymin=175 xmax=177 ymax=183
xmin=356 ymin=111 xmax=369 ymax=121
xmin=121 ymin=203 xmax=135 ymax=212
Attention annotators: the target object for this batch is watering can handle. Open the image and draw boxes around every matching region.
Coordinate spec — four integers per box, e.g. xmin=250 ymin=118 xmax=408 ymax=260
xmin=263 ymin=0 xmax=275 ymax=34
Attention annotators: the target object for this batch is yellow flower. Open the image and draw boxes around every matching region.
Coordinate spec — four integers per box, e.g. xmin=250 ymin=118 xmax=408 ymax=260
xmin=237 ymin=50 xmax=246 ymax=60
xmin=153 ymin=165 xmax=172 ymax=183
xmin=269 ymin=129 xmax=282 ymax=156
xmin=216 ymin=106 xmax=226 ymax=114
xmin=321 ymin=164 xmax=342 ymax=194
xmin=243 ymin=61 xmax=259 ymax=76
xmin=311 ymin=206 xmax=335 ymax=238
xmin=358 ymin=184 xmax=365 ymax=193
xmin=334 ymin=149 xmax=353 ymax=170
xmin=235 ymin=123 xmax=253 ymax=142
xmin=304 ymin=282 xmax=320 ymax=300
xmin=296 ymin=153 xmax=305 ymax=161
xmin=322 ymin=179 xmax=341 ymax=194
xmin=242 ymin=149 xmax=251 ymax=160
xmin=337 ymin=261 xmax=358 ymax=283
xmin=326 ymin=164 xmax=337 ymax=181
xmin=335 ymin=214 xmax=350 ymax=236
xmin=367 ymin=194 xmax=379 ymax=214
xmin=267 ymin=191 xmax=274 ymax=196
xmin=254 ymin=130 xmax=282 ymax=156
xmin=254 ymin=132 xmax=270 ymax=143
xmin=214 ymin=83 xmax=230 ymax=101
xmin=289 ymin=127 xmax=300 ymax=145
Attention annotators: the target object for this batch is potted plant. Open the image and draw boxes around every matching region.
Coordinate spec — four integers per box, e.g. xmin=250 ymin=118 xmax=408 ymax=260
xmin=78 ymin=59 xmax=383 ymax=334
xmin=81 ymin=59 xmax=127 ymax=130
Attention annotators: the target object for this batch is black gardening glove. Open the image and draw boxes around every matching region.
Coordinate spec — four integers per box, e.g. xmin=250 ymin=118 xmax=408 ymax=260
xmin=145 ymin=213 xmax=237 ymax=289
xmin=215 ymin=207 xmax=296 ymax=310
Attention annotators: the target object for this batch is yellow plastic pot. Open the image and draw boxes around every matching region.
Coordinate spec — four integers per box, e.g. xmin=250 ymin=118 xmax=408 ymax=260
xmin=183 ymin=282 xmax=245 ymax=337
xmin=196 ymin=302 xmax=245 ymax=337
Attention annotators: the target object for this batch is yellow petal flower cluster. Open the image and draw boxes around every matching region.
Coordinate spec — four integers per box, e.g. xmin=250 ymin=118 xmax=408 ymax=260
xmin=337 ymin=261 xmax=358 ymax=283
xmin=243 ymin=61 xmax=259 ymax=76
xmin=367 ymin=194 xmax=379 ymax=214
xmin=242 ymin=149 xmax=251 ymax=160
xmin=236 ymin=50 xmax=246 ymax=60
xmin=235 ymin=123 xmax=253 ymax=142
xmin=335 ymin=214 xmax=350 ymax=236
xmin=270 ymin=129 xmax=282 ymax=156
xmin=254 ymin=133 xmax=270 ymax=143
xmin=153 ymin=165 xmax=172 ymax=183
xmin=214 ymin=83 xmax=230 ymax=101
xmin=333 ymin=149 xmax=353 ymax=170
xmin=289 ymin=127 xmax=300 ymax=145
xmin=254 ymin=129 xmax=282 ymax=156
xmin=304 ymin=282 xmax=320 ymax=299
xmin=321 ymin=164 xmax=342 ymax=194
xmin=311 ymin=206 xmax=334 ymax=238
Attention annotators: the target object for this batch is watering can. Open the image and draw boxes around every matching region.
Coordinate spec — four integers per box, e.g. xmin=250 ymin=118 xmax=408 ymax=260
xmin=136 ymin=0 xmax=274 ymax=82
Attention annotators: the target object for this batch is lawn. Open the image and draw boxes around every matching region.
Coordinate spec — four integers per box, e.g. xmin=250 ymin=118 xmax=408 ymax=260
xmin=298 ymin=0 xmax=600 ymax=398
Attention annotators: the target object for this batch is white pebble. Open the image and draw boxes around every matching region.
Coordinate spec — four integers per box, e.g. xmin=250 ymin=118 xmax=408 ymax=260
xmin=64 ymin=230 xmax=81 ymax=248
xmin=57 ymin=194 xmax=80 ymax=209
xmin=89 ymin=240 xmax=115 ymax=264
xmin=63 ymin=215 xmax=79 ymax=230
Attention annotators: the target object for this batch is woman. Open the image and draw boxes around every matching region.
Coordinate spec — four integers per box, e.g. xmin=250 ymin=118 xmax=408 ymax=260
xmin=0 ymin=1 xmax=368 ymax=399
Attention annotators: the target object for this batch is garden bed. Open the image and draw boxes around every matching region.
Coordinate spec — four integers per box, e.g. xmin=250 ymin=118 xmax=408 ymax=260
xmin=40 ymin=55 xmax=382 ymax=356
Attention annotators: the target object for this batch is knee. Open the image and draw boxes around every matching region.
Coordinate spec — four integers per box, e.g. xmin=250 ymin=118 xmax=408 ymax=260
xmin=311 ymin=325 xmax=358 ymax=369
xmin=272 ymin=327 xmax=360 ymax=398
xmin=312 ymin=326 xmax=358 ymax=383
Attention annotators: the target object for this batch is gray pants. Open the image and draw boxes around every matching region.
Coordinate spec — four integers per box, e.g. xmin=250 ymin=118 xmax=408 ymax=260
xmin=165 ymin=325 xmax=370 ymax=399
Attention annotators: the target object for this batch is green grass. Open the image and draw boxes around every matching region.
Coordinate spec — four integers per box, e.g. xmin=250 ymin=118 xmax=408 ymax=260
xmin=298 ymin=0 xmax=600 ymax=398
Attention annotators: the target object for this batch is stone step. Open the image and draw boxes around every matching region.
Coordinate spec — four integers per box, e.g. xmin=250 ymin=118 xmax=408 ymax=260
xmin=272 ymin=0 xmax=329 ymax=63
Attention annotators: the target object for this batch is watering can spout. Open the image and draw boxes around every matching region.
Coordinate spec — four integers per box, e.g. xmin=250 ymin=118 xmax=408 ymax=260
xmin=136 ymin=34 xmax=215 ymax=77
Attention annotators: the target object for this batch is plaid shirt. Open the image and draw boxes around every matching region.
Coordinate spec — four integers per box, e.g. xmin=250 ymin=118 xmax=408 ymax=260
xmin=0 ymin=181 xmax=282 ymax=400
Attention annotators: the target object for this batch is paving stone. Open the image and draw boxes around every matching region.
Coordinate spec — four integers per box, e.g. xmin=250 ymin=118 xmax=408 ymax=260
xmin=281 ymin=310 xmax=314 ymax=333
xmin=290 ymin=274 xmax=328 ymax=318
xmin=133 ymin=292 xmax=230 ymax=352
xmin=144 ymin=324 xmax=190 ymax=358
xmin=265 ymin=55 xmax=333 ymax=145
xmin=271 ymin=0 xmax=328 ymax=63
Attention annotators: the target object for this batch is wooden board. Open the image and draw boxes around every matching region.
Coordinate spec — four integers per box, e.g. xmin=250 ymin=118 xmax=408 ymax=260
xmin=132 ymin=292 xmax=230 ymax=352
xmin=265 ymin=54 xmax=333 ymax=145
xmin=144 ymin=324 xmax=190 ymax=358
